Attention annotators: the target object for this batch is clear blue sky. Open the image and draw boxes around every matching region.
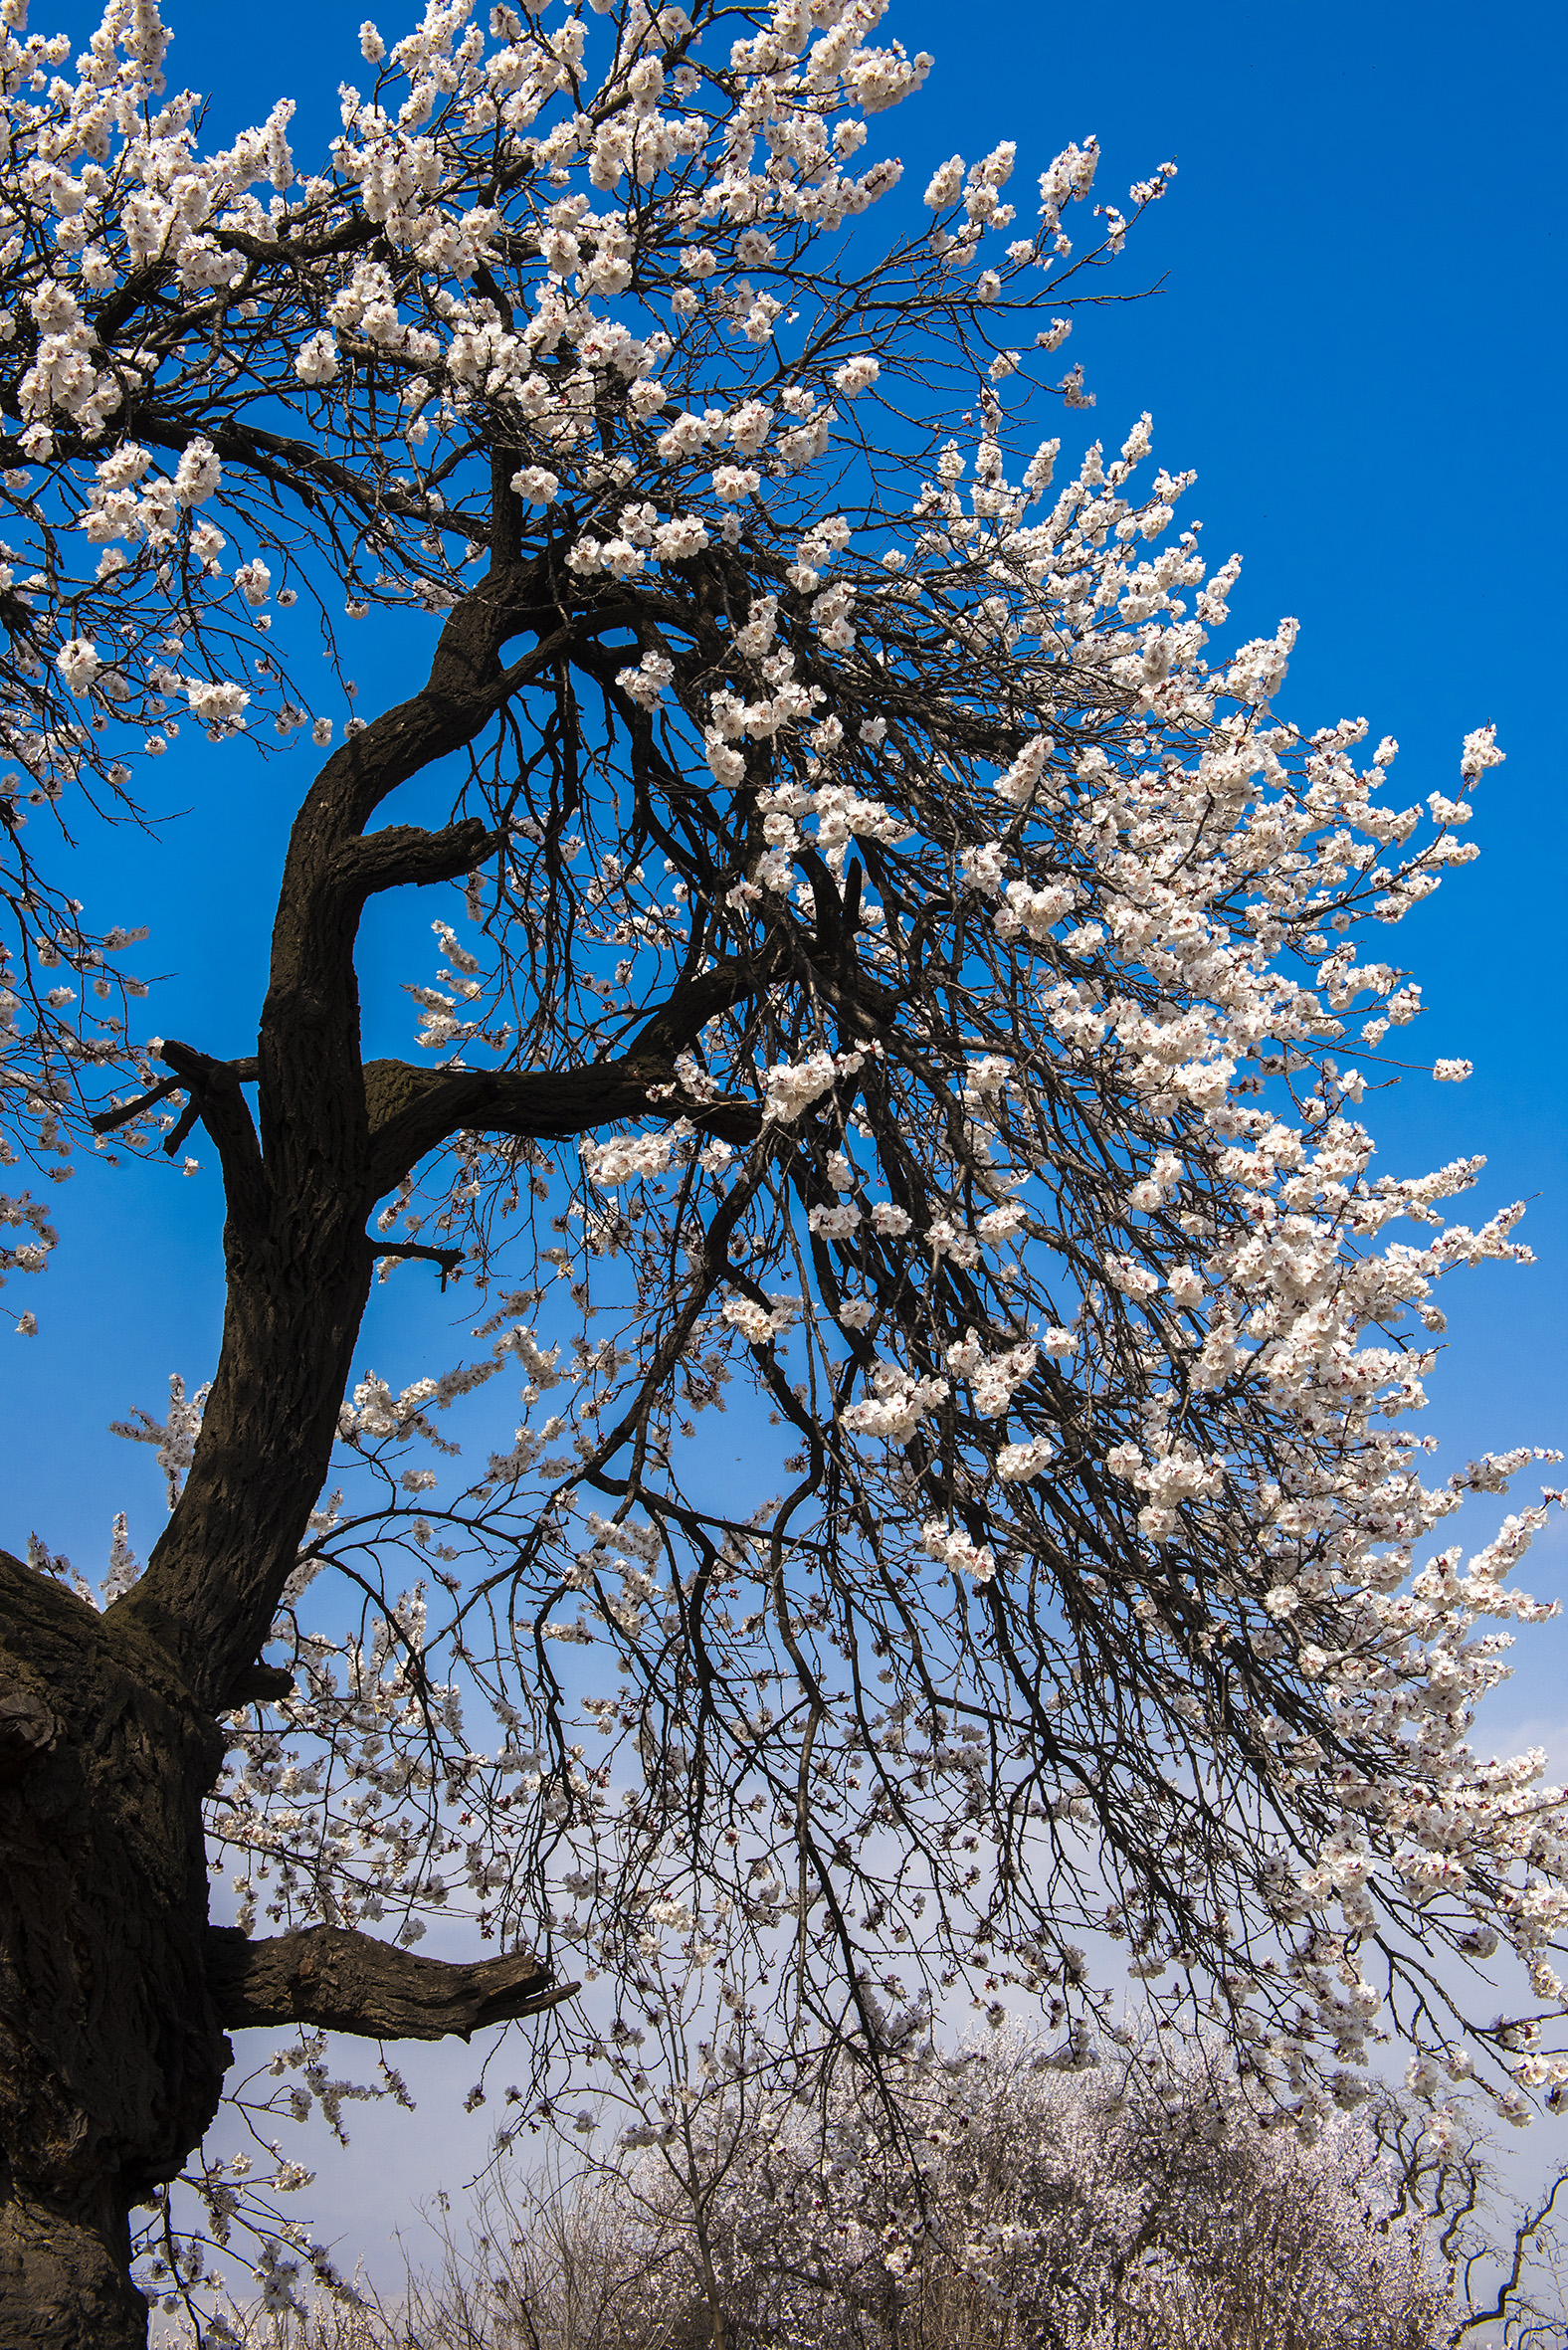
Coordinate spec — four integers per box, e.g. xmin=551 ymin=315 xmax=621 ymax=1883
xmin=8 ymin=0 xmax=1567 ymax=2287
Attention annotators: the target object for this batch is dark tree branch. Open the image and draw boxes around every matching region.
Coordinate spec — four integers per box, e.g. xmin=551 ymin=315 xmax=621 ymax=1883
xmin=625 ymin=948 xmax=791 ymax=1062
xmin=90 ymin=1059 xmax=259 ymax=1137
xmin=373 ymin=1238 xmax=466 ymax=1284
xmin=364 ymin=1057 xmax=760 ymax=1199
xmin=123 ymin=403 xmax=493 ymax=551
xmin=271 ymin=566 xmax=564 ymax=881
xmin=91 ymin=1075 xmax=181 ymax=1134
xmin=219 ymin=1664 xmax=294 ymax=1709
xmin=204 ymin=1924 xmax=575 ymax=2042
xmin=156 ymin=1044 xmax=268 ymax=1218
xmin=162 ymin=1094 xmax=201 ymax=1156
xmin=324 ymin=815 xmax=496 ymax=908
xmin=111 ymin=586 xmax=585 ymax=1703
xmin=362 ymin=952 xmax=782 ymax=1198
xmin=1456 ymin=2167 xmax=1568 ymax=2337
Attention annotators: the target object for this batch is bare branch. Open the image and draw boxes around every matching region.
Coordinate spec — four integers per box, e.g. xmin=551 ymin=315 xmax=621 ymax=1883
xmin=90 ymin=1075 xmax=182 ymax=1135
xmin=219 ymin=1664 xmax=295 ymax=1709
xmin=373 ymin=1238 xmax=466 ymax=1283
xmin=89 ymin=1059 xmax=260 ymax=1138
xmin=156 ymin=1043 xmax=267 ymax=1215
xmin=361 ymin=953 xmax=778 ymax=1195
xmin=204 ymin=1924 xmax=574 ymax=2042
xmin=1456 ymin=2168 xmax=1568 ymax=2338
xmin=325 ymin=816 xmax=496 ymax=908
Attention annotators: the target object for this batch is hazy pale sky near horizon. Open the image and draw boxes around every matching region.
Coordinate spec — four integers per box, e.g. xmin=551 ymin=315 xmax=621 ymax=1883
xmin=7 ymin=0 xmax=1567 ymax=2292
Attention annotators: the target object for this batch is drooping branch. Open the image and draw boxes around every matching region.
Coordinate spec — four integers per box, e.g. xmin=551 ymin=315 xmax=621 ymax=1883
xmin=204 ymin=1924 xmax=574 ymax=2042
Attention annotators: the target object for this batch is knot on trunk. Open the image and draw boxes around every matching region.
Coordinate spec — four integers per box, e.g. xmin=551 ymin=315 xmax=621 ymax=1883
xmin=0 ymin=1676 xmax=57 ymax=1784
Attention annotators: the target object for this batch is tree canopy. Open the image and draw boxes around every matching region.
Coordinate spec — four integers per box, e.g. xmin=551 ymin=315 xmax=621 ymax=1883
xmin=0 ymin=0 xmax=1562 ymax=2337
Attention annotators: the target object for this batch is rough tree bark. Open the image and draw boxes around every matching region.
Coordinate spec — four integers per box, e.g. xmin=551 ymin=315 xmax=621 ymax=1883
xmin=204 ymin=1926 xmax=572 ymax=2042
xmin=0 ymin=1557 xmax=230 ymax=2347
xmin=0 ymin=561 xmax=724 ymax=2346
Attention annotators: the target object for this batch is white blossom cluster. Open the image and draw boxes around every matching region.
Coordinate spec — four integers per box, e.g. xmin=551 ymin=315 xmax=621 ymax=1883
xmin=0 ymin=0 xmax=1162 ymax=1185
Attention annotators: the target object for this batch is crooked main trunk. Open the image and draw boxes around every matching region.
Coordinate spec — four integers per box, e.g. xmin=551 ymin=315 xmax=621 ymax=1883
xmin=114 ymin=1226 xmax=376 ymax=1711
xmin=0 ymin=1207 xmax=378 ymax=2345
xmin=0 ymin=1545 xmax=569 ymax=2348
xmin=0 ymin=574 xmax=561 ymax=2343
xmin=0 ymin=1558 xmax=231 ymax=2350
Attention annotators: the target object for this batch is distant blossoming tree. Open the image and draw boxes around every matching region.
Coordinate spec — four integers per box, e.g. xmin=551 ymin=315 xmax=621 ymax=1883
xmin=215 ymin=2034 xmax=1475 ymax=2348
xmin=0 ymin=0 xmax=1561 ymax=2340
xmin=527 ymin=2034 xmax=1465 ymax=2350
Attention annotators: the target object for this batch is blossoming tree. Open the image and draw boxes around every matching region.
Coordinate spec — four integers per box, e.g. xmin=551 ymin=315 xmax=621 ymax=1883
xmin=0 ymin=0 xmax=1562 ymax=2338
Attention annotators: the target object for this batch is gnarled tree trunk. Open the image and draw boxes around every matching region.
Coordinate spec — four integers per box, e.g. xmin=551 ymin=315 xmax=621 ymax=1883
xmin=0 ymin=573 xmax=685 ymax=2343
xmin=0 ymin=587 xmax=524 ymax=2347
xmin=0 ymin=1559 xmax=229 ymax=2349
xmin=0 ymin=1554 xmax=571 ymax=2347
